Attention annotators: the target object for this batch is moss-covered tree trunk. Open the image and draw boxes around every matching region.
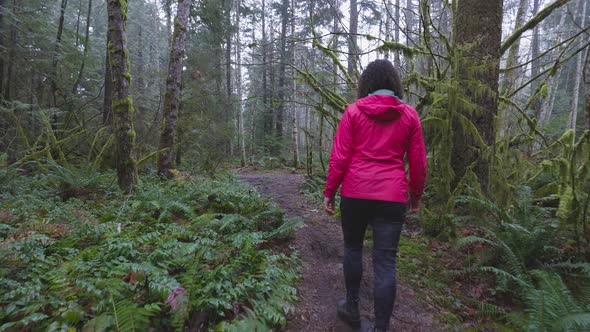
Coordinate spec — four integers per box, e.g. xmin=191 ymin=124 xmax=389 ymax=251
xmin=107 ymin=0 xmax=138 ymax=193
xmin=451 ymin=0 xmax=503 ymax=190
xmin=103 ymin=34 xmax=113 ymax=126
xmin=157 ymin=0 xmax=192 ymax=178
xmin=584 ymin=46 xmax=590 ymax=131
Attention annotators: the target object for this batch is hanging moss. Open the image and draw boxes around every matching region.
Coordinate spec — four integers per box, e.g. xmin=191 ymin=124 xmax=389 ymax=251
xmin=378 ymin=41 xmax=417 ymax=59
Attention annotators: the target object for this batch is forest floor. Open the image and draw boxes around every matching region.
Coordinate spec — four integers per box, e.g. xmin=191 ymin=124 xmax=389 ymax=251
xmin=240 ymin=171 xmax=442 ymax=332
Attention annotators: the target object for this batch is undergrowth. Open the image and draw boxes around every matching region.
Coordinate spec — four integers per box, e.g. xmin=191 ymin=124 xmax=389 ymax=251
xmin=0 ymin=169 xmax=301 ymax=331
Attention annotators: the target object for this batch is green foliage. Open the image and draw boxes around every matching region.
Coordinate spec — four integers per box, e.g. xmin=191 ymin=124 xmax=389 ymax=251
xmin=456 ymin=188 xmax=559 ymax=294
xmin=509 ymin=270 xmax=590 ymax=331
xmin=0 ymin=173 xmax=300 ymax=331
xmin=456 ymin=187 xmax=590 ymax=328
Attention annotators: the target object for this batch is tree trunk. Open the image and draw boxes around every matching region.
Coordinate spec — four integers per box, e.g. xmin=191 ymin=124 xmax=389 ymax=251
xmin=235 ymin=0 xmax=246 ymax=166
xmin=0 ymin=0 xmax=5 ymax=99
xmin=347 ymin=0 xmax=358 ymax=77
xmin=498 ymin=0 xmax=528 ymax=137
xmin=405 ymin=0 xmax=414 ymax=47
xmin=530 ymin=0 xmax=542 ymax=115
xmin=225 ymin=0 xmax=233 ymax=156
xmin=5 ymin=0 xmax=17 ymax=100
xmin=568 ymin=0 xmax=587 ymax=130
xmin=538 ymin=7 xmax=568 ymax=126
xmin=394 ymin=0 xmax=401 ymax=66
xmin=136 ymin=22 xmax=147 ymax=135
xmin=451 ymin=0 xmax=503 ymax=190
xmin=157 ymin=0 xmax=192 ymax=178
xmin=584 ymin=46 xmax=590 ymax=131
xmin=107 ymin=0 xmax=138 ymax=193
xmin=52 ymin=0 xmax=68 ymax=106
xmin=73 ymin=0 xmax=93 ymax=95
xmin=103 ymin=34 xmax=113 ymax=125
xmin=501 ymin=0 xmax=528 ymax=95
xmin=385 ymin=0 xmax=392 ymax=60
xmin=75 ymin=0 xmax=82 ymax=47
xmin=275 ymin=0 xmax=289 ymax=156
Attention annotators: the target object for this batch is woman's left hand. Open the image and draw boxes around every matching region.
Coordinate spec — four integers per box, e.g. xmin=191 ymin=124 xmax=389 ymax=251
xmin=324 ymin=196 xmax=335 ymax=215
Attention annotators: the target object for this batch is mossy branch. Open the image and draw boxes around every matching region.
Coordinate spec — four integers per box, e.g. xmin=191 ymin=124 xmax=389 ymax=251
xmin=500 ymin=0 xmax=570 ymax=55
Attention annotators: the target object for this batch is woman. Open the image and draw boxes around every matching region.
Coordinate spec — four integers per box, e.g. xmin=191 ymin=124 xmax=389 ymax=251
xmin=323 ymin=59 xmax=426 ymax=332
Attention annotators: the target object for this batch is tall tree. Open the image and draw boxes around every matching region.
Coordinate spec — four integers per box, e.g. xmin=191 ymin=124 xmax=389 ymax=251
xmin=568 ymin=0 xmax=587 ymax=130
xmin=5 ymin=0 xmax=17 ymax=100
xmin=501 ymin=0 xmax=528 ymax=95
xmin=73 ymin=0 xmax=93 ymax=94
xmin=103 ymin=34 xmax=113 ymax=125
xmin=584 ymin=46 xmax=590 ymax=131
xmin=107 ymin=0 xmax=138 ymax=193
xmin=530 ymin=0 xmax=542 ymax=115
xmin=347 ymin=0 xmax=358 ymax=77
xmin=451 ymin=0 xmax=504 ymax=189
xmin=275 ymin=0 xmax=290 ymax=154
xmin=225 ymin=0 xmax=233 ymax=155
xmin=235 ymin=0 xmax=246 ymax=166
xmin=157 ymin=0 xmax=192 ymax=178
xmin=499 ymin=0 xmax=528 ymax=137
xmin=394 ymin=0 xmax=400 ymax=66
xmin=51 ymin=0 xmax=69 ymax=106
xmin=538 ymin=7 xmax=568 ymax=126
xmin=0 ymin=0 xmax=5 ymax=99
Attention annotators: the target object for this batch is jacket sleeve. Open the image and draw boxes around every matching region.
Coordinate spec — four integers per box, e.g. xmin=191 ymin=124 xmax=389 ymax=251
xmin=324 ymin=107 xmax=355 ymax=199
xmin=407 ymin=110 xmax=427 ymax=202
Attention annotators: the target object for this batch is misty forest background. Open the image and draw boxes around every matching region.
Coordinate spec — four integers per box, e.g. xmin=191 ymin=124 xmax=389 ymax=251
xmin=1 ymin=0 xmax=590 ymax=330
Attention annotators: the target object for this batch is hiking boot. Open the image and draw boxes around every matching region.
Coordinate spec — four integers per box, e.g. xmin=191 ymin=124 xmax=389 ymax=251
xmin=337 ymin=298 xmax=360 ymax=327
xmin=365 ymin=326 xmax=386 ymax=332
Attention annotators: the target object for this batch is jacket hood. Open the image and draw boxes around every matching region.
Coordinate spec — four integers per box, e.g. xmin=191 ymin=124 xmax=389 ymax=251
xmin=356 ymin=94 xmax=404 ymax=122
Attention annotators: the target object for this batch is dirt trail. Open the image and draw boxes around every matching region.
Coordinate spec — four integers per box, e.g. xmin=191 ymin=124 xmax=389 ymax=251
xmin=240 ymin=172 xmax=440 ymax=332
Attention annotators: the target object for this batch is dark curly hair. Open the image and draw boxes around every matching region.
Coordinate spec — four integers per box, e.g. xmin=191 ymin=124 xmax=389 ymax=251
xmin=357 ymin=59 xmax=404 ymax=100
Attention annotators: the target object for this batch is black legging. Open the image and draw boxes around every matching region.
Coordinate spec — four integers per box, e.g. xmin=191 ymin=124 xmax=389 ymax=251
xmin=340 ymin=196 xmax=406 ymax=330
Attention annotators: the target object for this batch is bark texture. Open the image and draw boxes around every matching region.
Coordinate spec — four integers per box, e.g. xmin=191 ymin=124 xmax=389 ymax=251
xmin=107 ymin=0 xmax=138 ymax=193
xmin=275 ymin=0 xmax=289 ymax=155
xmin=235 ymin=0 xmax=246 ymax=166
xmin=530 ymin=0 xmax=542 ymax=114
xmin=347 ymin=0 xmax=358 ymax=77
xmin=585 ymin=47 xmax=590 ymax=131
xmin=568 ymin=0 xmax=587 ymax=130
xmin=51 ymin=0 xmax=68 ymax=106
xmin=451 ymin=0 xmax=503 ymax=189
xmin=103 ymin=34 xmax=113 ymax=125
xmin=0 ymin=0 xmax=5 ymax=99
xmin=157 ymin=0 xmax=192 ymax=178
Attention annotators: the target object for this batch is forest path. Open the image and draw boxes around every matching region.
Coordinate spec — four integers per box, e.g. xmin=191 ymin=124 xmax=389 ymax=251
xmin=239 ymin=172 xmax=440 ymax=332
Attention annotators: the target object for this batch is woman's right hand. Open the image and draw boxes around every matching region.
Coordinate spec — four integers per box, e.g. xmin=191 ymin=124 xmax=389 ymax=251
xmin=408 ymin=198 xmax=420 ymax=214
xmin=324 ymin=196 xmax=336 ymax=215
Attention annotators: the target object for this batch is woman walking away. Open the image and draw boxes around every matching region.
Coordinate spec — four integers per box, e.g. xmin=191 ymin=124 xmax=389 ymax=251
xmin=323 ymin=59 xmax=426 ymax=332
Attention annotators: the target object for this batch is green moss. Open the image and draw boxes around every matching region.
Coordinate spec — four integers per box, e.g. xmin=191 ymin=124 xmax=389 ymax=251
xmin=122 ymin=72 xmax=132 ymax=82
xmin=113 ymin=97 xmax=134 ymax=114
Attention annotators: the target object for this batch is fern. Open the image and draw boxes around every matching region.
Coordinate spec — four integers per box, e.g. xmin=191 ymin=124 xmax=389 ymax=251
xmin=110 ymin=293 xmax=159 ymax=332
xmin=512 ymin=271 xmax=590 ymax=331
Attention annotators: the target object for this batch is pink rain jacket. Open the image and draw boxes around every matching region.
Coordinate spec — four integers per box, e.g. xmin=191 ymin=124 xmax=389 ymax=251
xmin=324 ymin=94 xmax=427 ymax=203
